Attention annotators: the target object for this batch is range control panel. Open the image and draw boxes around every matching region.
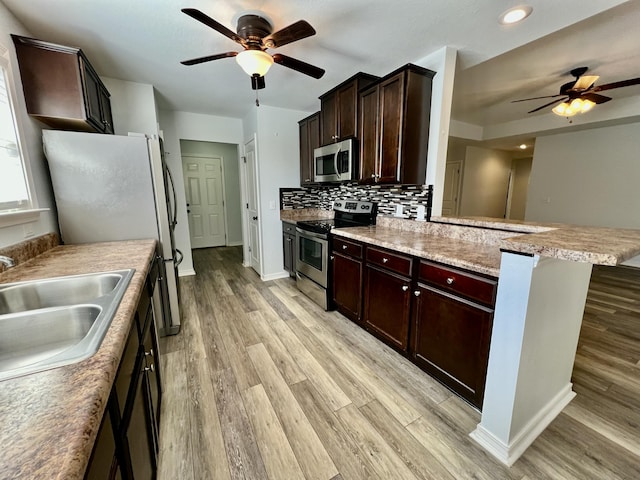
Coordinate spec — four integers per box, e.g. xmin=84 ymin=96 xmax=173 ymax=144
xmin=333 ymin=200 xmax=375 ymax=213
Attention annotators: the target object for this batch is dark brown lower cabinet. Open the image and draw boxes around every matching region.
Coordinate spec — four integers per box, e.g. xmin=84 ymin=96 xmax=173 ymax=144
xmin=85 ymin=255 xmax=162 ymax=479
xmin=410 ymin=283 xmax=494 ymax=408
xmin=363 ymin=265 xmax=412 ymax=352
xmin=331 ymin=252 xmax=363 ymax=323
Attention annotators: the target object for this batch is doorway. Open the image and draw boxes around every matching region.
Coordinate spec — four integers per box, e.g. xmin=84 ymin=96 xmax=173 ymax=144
xmin=180 ymin=140 xmax=243 ymax=250
xmin=242 ymin=137 xmax=261 ymax=275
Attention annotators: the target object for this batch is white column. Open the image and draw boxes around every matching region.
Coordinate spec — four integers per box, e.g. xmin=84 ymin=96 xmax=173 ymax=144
xmin=471 ymin=252 xmax=593 ymax=465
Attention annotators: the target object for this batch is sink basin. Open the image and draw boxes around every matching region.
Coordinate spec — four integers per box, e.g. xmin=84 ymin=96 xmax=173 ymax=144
xmin=0 ymin=271 xmax=125 ymax=315
xmin=0 ymin=269 xmax=135 ymax=381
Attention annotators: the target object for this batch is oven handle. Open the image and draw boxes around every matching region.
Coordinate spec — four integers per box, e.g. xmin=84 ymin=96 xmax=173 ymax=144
xmin=295 ymin=227 xmax=329 ymax=240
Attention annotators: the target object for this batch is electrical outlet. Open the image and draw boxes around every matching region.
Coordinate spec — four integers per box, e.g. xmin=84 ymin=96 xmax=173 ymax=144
xmin=269 ymin=200 xmax=276 ymax=210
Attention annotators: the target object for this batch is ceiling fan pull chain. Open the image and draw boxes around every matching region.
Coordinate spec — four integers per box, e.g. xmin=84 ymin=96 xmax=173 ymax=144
xmin=256 ymin=88 xmax=260 ymax=107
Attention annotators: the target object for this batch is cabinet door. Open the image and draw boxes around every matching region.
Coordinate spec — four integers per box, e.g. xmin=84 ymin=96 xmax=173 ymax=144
xmin=299 ymin=119 xmax=310 ymax=184
xmin=283 ymin=233 xmax=293 ymax=274
xmin=411 ymin=283 xmax=493 ymax=408
xmin=320 ymin=91 xmax=337 ymax=145
xmin=337 ymin=81 xmax=357 ymax=139
xmin=99 ymin=84 xmax=114 ymax=134
xmin=331 ymin=253 xmax=363 ymax=324
xmin=84 ymin=401 xmax=119 ymax=480
xmin=358 ymin=86 xmax=379 ymax=183
xmin=79 ymin=56 xmax=105 ymax=133
xmin=363 ymin=265 xmax=411 ymax=351
xmin=142 ymin=318 xmax=161 ymax=455
xmin=378 ymin=73 xmax=405 ymax=184
xmin=126 ymin=368 xmax=155 ymax=480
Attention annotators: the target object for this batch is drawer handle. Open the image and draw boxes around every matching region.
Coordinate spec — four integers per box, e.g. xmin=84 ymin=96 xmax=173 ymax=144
xmin=342 ymin=245 xmax=348 ymax=250
xmin=383 ymin=258 xmax=389 ymax=263
xmin=402 ymin=285 xmax=409 ymax=291
xmin=414 ymin=290 xmax=421 ymax=297
xmin=446 ymin=277 xmax=455 ymax=285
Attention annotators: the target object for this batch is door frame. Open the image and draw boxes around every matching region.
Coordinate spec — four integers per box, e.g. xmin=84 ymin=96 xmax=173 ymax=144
xmin=240 ymin=135 xmax=263 ymax=273
xmin=181 ymin=153 xmax=229 ymax=248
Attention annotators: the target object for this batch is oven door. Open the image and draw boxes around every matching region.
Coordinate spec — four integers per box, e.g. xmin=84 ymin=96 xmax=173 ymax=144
xmin=295 ymin=227 xmax=329 ymax=287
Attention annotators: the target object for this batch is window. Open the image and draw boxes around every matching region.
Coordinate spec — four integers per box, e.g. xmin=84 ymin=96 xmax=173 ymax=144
xmin=0 ymin=43 xmax=42 ymax=226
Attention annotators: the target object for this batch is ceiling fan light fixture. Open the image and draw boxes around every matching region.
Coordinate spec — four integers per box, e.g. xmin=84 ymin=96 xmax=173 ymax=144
xmin=499 ymin=5 xmax=533 ymax=25
xmin=236 ymin=49 xmax=274 ymax=76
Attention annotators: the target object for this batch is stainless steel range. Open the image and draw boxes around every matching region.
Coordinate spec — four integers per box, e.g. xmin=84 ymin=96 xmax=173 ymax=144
xmin=295 ymin=200 xmax=377 ymax=309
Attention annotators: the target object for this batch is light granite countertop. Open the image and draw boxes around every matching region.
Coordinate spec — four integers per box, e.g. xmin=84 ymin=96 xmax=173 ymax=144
xmin=0 ymin=240 xmax=156 ymax=480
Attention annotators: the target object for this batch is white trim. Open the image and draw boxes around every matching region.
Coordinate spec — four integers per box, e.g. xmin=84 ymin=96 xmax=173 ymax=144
xmin=261 ymin=270 xmax=290 ymax=281
xmin=227 ymin=240 xmax=243 ymax=247
xmin=0 ymin=208 xmax=49 ymax=228
xmin=471 ymin=385 xmax=575 ymax=466
xmin=178 ymin=267 xmax=196 ymax=277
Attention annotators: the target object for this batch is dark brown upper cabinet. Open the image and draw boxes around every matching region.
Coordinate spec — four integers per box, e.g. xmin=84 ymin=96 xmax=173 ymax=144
xmin=319 ymin=72 xmax=379 ymax=145
xmin=359 ymin=64 xmax=434 ymax=185
xmin=11 ymin=34 xmax=114 ymax=134
xmin=298 ymin=111 xmax=321 ymax=185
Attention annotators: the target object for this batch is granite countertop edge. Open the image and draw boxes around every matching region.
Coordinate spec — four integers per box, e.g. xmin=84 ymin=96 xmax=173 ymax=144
xmin=0 ymin=239 xmax=156 ymax=480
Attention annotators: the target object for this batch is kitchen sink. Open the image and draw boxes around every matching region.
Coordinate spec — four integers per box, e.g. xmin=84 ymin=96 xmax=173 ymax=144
xmin=0 ymin=271 xmax=127 ymax=315
xmin=0 ymin=269 xmax=134 ymax=381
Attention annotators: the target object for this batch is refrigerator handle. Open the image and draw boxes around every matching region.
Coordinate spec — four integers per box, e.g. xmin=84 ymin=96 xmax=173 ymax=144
xmin=174 ymin=248 xmax=184 ymax=267
xmin=165 ymin=163 xmax=178 ymax=229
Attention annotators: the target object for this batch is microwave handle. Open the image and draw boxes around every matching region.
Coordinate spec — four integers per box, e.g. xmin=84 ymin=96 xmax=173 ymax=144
xmin=334 ymin=149 xmax=341 ymax=175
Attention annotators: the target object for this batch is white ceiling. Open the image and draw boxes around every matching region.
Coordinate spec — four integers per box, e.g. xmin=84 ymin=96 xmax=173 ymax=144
xmin=2 ymin=0 xmax=633 ymax=126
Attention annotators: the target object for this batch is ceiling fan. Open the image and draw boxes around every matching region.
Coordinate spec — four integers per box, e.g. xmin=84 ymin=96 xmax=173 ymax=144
xmin=180 ymin=8 xmax=325 ymax=91
xmin=512 ymin=67 xmax=640 ymax=116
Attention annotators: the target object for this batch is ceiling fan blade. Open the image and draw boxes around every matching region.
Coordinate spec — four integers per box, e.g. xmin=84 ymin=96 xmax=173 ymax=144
xmin=582 ymin=92 xmax=611 ymax=104
xmin=572 ymin=75 xmax=599 ymax=91
xmin=181 ymin=8 xmax=244 ymax=45
xmin=528 ymin=97 xmax=568 ymax=114
xmin=593 ymin=77 xmax=640 ymax=92
xmin=512 ymin=94 xmax=565 ymax=103
xmin=272 ymin=53 xmax=325 ymax=79
xmin=180 ymin=52 xmax=237 ymax=66
xmin=263 ymin=20 xmax=316 ymax=48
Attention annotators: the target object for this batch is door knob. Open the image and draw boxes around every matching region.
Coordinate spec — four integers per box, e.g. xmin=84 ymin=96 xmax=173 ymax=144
xmin=252 ymin=216 xmax=258 ymax=221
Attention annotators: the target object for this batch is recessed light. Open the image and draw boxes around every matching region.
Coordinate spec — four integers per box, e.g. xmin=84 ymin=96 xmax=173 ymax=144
xmin=519 ymin=144 xmax=527 ymax=149
xmin=499 ymin=6 xmax=533 ymax=25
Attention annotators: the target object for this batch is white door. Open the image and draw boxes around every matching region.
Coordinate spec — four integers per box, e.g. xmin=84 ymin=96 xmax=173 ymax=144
xmin=244 ymin=139 xmax=261 ymax=274
xmin=182 ymin=156 xmax=226 ymax=248
xmin=442 ymin=161 xmax=462 ymax=216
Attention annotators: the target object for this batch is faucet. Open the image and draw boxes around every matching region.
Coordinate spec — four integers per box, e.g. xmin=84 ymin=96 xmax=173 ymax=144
xmin=0 ymin=255 xmax=15 ymax=268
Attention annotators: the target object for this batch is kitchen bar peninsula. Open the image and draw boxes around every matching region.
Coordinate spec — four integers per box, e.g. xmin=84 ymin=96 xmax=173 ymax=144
xmin=330 ymin=215 xmax=640 ymax=466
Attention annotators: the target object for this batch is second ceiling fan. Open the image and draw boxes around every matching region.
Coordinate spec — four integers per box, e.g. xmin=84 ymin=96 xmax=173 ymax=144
xmin=513 ymin=67 xmax=640 ymax=116
xmin=180 ymin=8 xmax=325 ymax=90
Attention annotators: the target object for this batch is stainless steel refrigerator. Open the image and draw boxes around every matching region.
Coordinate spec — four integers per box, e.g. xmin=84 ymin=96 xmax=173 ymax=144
xmin=42 ymin=130 xmax=181 ymax=336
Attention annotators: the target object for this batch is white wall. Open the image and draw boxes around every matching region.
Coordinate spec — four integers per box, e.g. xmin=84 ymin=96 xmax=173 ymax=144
xmin=242 ymin=104 xmax=311 ymax=280
xmin=459 ymin=146 xmax=512 ymax=218
xmin=0 ymin=4 xmax=57 ymax=248
xmin=525 ymin=122 xmax=640 ymax=228
xmin=415 ymin=46 xmax=457 ymax=215
xmin=180 ymin=139 xmax=243 ymax=246
xmin=158 ymin=109 xmax=244 ymax=275
xmin=101 ymin=77 xmax=158 ymax=136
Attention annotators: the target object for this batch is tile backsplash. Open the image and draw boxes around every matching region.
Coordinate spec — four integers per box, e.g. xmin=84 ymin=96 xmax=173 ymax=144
xmin=280 ymin=183 xmax=433 ymax=220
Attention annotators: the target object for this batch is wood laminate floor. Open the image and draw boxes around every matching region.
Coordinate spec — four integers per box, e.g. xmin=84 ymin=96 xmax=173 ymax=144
xmin=158 ymin=247 xmax=640 ymax=480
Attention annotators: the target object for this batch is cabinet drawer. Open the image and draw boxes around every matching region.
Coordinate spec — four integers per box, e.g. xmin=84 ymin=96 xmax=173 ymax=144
xmin=418 ymin=261 xmax=497 ymax=307
xmin=366 ymin=246 xmax=412 ymax=277
xmin=282 ymin=221 xmax=296 ymax=235
xmin=333 ymin=237 xmax=363 ymax=259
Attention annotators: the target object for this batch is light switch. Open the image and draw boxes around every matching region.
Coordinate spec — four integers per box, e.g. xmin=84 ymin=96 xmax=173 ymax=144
xmin=269 ymin=200 xmax=276 ymax=210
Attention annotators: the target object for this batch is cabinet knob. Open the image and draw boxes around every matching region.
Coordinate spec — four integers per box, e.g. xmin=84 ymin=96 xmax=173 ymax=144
xmin=402 ymin=285 xmax=409 ymax=291
xmin=144 ymin=364 xmax=155 ymax=373
xmin=305 ymin=178 xmax=310 ymax=182
xmin=330 ymin=255 xmax=334 ymax=260
xmin=446 ymin=277 xmax=455 ymax=285
xmin=144 ymin=349 xmax=154 ymax=358
xmin=414 ymin=290 xmax=421 ymax=297
xmin=382 ymin=258 xmax=389 ymax=263
xmin=371 ymin=174 xmax=376 ymax=178
xmin=342 ymin=245 xmax=348 ymax=250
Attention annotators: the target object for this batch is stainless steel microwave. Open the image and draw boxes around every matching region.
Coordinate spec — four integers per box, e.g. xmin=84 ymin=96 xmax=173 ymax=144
xmin=313 ymin=139 xmax=356 ymax=183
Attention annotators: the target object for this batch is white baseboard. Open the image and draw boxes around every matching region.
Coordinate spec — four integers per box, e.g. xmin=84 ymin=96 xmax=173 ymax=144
xmin=178 ymin=268 xmax=196 ymax=277
xmin=470 ymin=384 xmax=576 ymax=466
xmin=261 ymin=271 xmax=290 ymax=281
xmin=226 ymin=241 xmax=243 ymax=247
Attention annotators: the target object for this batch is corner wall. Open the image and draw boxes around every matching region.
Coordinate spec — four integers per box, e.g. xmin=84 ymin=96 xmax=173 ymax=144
xmin=0 ymin=3 xmax=57 ymax=248
xmin=525 ymin=122 xmax=640 ymax=228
